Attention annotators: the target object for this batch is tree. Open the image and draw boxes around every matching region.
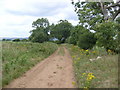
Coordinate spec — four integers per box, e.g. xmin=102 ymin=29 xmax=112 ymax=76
xmin=49 ymin=23 xmax=55 ymax=40
xmin=78 ymin=31 xmax=96 ymax=50
xmin=29 ymin=30 xmax=48 ymax=43
xmin=2 ymin=39 xmax=11 ymax=41
xmin=71 ymin=0 xmax=120 ymax=28
xmin=51 ymin=20 xmax=73 ymax=43
xmin=29 ymin=18 xmax=50 ymax=43
xmin=99 ymin=0 xmax=120 ymax=21
xmin=68 ymin=25 xmax=96 ymax=49
xmin=116 ymin=17 xmax=120 ymax=23
xmin=32 ymin=18 xmax=49 ymax=29
xmin=68 ymin=25 xmax=85 ymax=45
xmin=94 ymin=21 xmax=120 ymax=53
xmin=2 ymin=39 xmax=6 ymax=41
xmin=12 ymin=39 xmax=20 ymax=42
xmin=21 ymin=39 xmax=28 ymax=42
xmin=71 ymin=0 xmax=120 ymax=51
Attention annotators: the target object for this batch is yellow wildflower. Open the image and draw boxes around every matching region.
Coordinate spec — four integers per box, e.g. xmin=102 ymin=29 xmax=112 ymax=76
xmin=72 ymin=81 xmax=76 ymax=85
xmin=92 ymin=51 xmax=96 ymax=53
xmin=82 ymin=73 xmax=86 ymax=75
xmin=81 ymin=49 xmax=84 ymax=51
xmin=86 ymin=73 xmax=95 ymax=81
xmin=86 ymin=50 xmax=88 ymax=52
xmin=77 ymin=57 xmax=80 ymax=60
xmin=72 ymin=56 xmax=75 ymax=58
xmin=108 ymin=49 xmax=112 ymax=53
xmin=88 ymin=73 xmax=93 ymax=75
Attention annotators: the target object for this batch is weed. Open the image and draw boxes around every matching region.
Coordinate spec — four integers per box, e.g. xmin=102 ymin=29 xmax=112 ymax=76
xmin=66 ymin=44 xmax=118 ymax=88
xmin=2 ymin=42 xmax=58 ymax=87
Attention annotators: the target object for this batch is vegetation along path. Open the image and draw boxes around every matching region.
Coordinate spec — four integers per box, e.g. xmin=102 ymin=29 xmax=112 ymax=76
xmin=6 ymin=46 xmax=76 ymax=88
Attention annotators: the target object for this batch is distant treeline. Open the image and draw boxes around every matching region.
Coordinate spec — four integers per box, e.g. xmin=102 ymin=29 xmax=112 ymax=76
xmin=28 ymin=17 xmax=119 ymax=53
xmin=3 ymin=1 xmax=120 ymax=54
xmin=2 ymin=38 xmax=28 ymax=42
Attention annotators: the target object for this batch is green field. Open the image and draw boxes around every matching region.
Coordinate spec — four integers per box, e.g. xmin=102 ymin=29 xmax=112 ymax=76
xmin=66 ymin=44 xmax=118 ymax=88
xmin=2 ymin=41 xmax=58 ymax=86
xmin=1 ymin=42 xmax=118 ymax=88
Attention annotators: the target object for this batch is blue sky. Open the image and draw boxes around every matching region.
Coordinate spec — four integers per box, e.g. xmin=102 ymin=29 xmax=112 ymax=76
xmin=0 ymin=0 xmax=80 ymax=38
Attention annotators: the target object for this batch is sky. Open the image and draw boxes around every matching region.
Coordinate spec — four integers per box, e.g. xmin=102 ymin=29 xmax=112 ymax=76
xmin=0 ymin=0 xmax=117 ymax=38
xmin=0 ymin=0 xmax=80 ymax=38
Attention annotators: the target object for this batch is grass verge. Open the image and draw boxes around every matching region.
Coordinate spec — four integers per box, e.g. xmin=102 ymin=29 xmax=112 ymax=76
xmin=2 ymin=41 xmax=58 ymax=87
xmin=66 ymin=44 xmax=118 ymax=88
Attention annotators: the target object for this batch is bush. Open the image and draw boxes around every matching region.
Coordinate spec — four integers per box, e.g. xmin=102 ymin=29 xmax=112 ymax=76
xmin=94 ymin=21 xmax=119 ymax=53
xmin=12 ymin=39 xmax=20 ymax=42
xmin=29 ymin=31 xmax=48 ymax=43
xmin=68 ymin=25 xmax=84 ymax=45
xmin=21 ymin=39 xmax=28 ymax=42
xmin=68 ymin=36 xmax=77 ymax=45
xmin=78 ymin=31 xmax=96 ymax=50
xmin=2 ymin=39 xmax=11 ymax=41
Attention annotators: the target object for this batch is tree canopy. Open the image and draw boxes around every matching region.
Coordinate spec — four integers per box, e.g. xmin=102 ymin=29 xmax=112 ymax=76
xmin=71 ymin=0 xmax=120 ymax=29
xmin=50 ymin=20 xmax=73 ymax=43
xmin=29 ymin=18 xmax=50 ymax=43
xmin=28 ymin=1 xmax=119 ymax=53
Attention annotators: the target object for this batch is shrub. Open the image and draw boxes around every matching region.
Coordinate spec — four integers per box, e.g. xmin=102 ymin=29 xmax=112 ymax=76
xmin=68 ymin=36 xmax=77 ymax=45
xmin=29 ymin=31 xmax=48 ymax=43
xmin=21 ymin=39 xmax=28 ymax=42
xmin=78 ymin=31 xmax=96 ymax=50
xmin=12 ymin=39 xmax=20 ymax=42
xmin=68 ymin=25 xmax=84 ymax=45
xmin=94 ymin=21 xmax=119 ymax=53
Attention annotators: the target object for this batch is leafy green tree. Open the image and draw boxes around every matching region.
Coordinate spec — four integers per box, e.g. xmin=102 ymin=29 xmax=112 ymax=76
xmin=68 ymin=25 xmax=85 ymax=45
xmin=116 ymin=17 xmax=120 ymax=23
xmin=32 ymin=18 xmax=49 ymax=34
xmin=2 ymin=39 xmax=11 ymax=41
xmin=116 ymin=17 xmax=120 ymax=53
xmin=51 ymin=20 xmax=73 ymax=43
xmin=49 ymin=23 xmax=55 ymax=40
xmin=94 ymin=21 xmax=120 ymax=53
xmin=2 ymin=39 xmax=6 ymax=41
xmin=71 ymin=1 xmax=120 ymax=52
xmin=68 ymin=25 xmax=96 ymax=49
xmin=29 ymin=18 xmax=50 ymax=43
xmin=29 ymin=30 xmax=48 ymax=43
xmin=21 ymin=39 xmax=28 ymax=42
xmin=78 ymin=31 xmax=96 ymax=50
xmin=72 ymin=1 xmax=120 ymax=28
xmin=12 ymin=39 xmax=20 ymax=42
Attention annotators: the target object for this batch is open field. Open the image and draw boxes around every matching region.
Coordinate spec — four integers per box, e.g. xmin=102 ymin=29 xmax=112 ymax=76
xmin=2 ymin=41 xmax=58 ymax=87
xmin=2 ymin=42 xmax=118 ymax=88
xmin=66 ymin=44 xmax=118 ymax=88
xmin=5 ymin=46 xmax=75 ymax=88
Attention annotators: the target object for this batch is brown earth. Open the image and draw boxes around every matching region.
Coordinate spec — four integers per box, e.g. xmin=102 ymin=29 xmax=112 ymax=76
xmin=5 ymin=47 xmax=76 ymax=88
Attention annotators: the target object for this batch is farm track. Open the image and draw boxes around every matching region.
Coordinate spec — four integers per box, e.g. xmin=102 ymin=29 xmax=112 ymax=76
xmin=5 ymin=47 xmax=76 ymax=88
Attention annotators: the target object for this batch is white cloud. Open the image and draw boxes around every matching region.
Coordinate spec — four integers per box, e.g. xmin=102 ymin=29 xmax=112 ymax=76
xmin=0 ymin=0 xmax=79 ymax=38
xmin=1 ymin=0 xmax=117 ymax=38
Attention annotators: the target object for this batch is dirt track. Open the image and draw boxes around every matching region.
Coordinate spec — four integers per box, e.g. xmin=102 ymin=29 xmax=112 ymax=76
xmin=6 ymin=47 xmax=76 ymax=88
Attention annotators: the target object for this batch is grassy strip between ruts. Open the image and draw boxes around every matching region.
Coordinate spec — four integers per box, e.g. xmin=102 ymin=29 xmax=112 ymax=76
xmin=58 ymin=46 xmax=65 ymax=56
xmin=66 ymin=44 xmax=118 ymax=88
xmin=2 ymin=41 xmax=58 ymax=87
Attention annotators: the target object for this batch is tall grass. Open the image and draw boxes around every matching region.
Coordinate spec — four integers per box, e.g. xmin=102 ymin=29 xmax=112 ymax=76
xmin=2 ymin=41 xmax=58 ymax=87
xmin=66 ymin=44 xmax=118 ymax=88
